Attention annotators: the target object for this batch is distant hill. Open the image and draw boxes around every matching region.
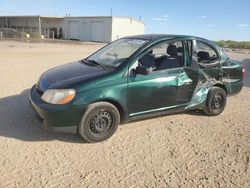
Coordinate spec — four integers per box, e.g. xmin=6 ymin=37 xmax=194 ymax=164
xmin=216 ymin=40 xmax=250 ymax=49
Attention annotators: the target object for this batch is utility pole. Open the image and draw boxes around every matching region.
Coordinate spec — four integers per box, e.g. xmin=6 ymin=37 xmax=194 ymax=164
xmin=110 ymin=8 xmax=112 ymax=16
xmin=5 ymin=16 xmax=8 ymax=37
xmin=5 ymin=16 xmax=8 ymax=28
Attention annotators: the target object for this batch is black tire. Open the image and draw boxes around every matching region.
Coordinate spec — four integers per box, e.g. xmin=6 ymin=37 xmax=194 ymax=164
xmin=78 ymin=102 xmax=120 ymax=142
xmin=203 ymin=87 xmax=227 ymax=116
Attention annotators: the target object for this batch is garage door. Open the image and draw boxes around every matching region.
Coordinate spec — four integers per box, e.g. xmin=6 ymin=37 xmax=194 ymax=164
xmin=69 ymin=21 xmax=80 ymax=40
xmin=91 ymin=21 xmax=104 ymax=42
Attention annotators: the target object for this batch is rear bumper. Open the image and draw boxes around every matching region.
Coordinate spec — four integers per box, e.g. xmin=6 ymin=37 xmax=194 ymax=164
xmin=226 ymin=80 xmax=243 ymax=96
xmin=29 ymin=85 xmax=78 ymax=134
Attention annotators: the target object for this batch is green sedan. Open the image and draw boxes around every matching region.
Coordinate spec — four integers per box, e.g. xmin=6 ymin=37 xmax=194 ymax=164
xmin=29 ymin=34 xmax=244 ymax=142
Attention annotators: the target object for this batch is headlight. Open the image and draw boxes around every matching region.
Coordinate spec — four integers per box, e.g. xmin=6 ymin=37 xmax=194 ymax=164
xmin=41 ymin=89 xmax=76 ymax=104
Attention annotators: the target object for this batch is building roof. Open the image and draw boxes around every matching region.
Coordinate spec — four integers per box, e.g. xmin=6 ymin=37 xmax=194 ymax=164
xmin=0 ymin=15 xmax=142 ymax=23
xmin=64 ymin=16 xmax=144 ymax=24
xmin=0 ymin=15 xmax=64 ymax=19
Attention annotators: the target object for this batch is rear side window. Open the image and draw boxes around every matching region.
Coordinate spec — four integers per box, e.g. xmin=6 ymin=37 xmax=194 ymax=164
xmin=196 ymin=41 xmax=218 ymax=63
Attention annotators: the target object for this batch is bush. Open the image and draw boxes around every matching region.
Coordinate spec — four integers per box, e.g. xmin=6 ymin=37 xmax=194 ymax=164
xmin=30 ymin=32 xmax=41 ymax=38
xmin=216 ymin=40 xmax=250 ymax=49
xmin=21 ymin=32 xmax=27 ymax=38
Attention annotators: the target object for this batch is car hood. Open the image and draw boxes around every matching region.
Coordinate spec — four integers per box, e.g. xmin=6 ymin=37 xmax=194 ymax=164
xmin=38 ymin=61 xmax=109 ymax=91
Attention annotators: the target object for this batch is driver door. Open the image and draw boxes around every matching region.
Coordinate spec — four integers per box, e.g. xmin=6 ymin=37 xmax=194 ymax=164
xmin=127 ymin=40 xmax=199 ymax=116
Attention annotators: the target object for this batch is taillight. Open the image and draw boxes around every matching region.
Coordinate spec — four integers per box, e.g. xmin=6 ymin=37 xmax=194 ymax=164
xmin=242 ymin=64 xmax=245 ymax=79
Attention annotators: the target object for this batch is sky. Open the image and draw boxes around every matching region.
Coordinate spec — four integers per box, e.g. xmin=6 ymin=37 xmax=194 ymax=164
xmin=1 ymin=0 xmax=250 ymax=41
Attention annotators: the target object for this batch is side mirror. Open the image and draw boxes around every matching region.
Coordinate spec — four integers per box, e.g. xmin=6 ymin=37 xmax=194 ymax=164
xmin=135 ymin=66 xmax=150 ymax=75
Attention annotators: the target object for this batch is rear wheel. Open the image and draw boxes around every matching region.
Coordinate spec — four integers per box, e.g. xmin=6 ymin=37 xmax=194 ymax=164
xmin=203 ymin=87 xmax=227 ymax=116
xmin=78 ymin=102 xmax=120 ymax=142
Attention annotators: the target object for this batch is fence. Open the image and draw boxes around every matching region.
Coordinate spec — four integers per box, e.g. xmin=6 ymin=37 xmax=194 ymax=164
xmin=0 ymin=27 xmax=62 ymax=39
xmin=0 ymin=28 xmax=22 ymax=38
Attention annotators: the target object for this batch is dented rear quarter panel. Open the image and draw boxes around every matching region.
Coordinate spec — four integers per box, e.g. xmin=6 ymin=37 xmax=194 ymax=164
xmin=186 ymin=44 xmax=243 ymax=110
xmin=222 ymin=59 xmax=243 ymax=95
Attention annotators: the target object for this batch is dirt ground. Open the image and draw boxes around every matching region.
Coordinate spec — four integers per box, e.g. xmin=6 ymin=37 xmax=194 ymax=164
xmin=0 ymin=40 xmax=249 ymax=188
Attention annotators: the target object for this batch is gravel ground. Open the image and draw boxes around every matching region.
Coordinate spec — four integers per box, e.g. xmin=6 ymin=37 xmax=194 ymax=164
xmin=0 ymin=40 xmax=249 ymax=187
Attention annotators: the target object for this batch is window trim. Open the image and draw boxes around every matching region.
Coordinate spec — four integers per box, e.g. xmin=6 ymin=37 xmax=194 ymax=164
xmin=185 ymin=40 xmax=193 ymax=65
xmin=132 ymin=66 xmax=185 ymax=78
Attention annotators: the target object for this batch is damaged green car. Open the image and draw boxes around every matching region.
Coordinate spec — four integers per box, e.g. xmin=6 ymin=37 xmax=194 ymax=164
xmin=30 ymin=34 xmax=244 ymax=142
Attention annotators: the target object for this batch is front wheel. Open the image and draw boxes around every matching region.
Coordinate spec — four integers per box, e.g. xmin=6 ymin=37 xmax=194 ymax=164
xmin=78 ymin=102 xmax=120 ymax=142
xmin=203 ymin=87 xmax=227 ymax=116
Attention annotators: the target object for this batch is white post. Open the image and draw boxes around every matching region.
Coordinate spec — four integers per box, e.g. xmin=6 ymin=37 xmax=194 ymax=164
xmin=5 ymin=16 xmax=8 ymax=37
xmin=38 ymin=17 xmax=41 ymax=35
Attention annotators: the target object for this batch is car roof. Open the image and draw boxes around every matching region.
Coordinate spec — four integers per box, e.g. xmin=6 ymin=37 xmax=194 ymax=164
xmin=123 ymin=34 xmax=217 ymax=48
xmin=123 ymin=34 xmax=209 ymax=42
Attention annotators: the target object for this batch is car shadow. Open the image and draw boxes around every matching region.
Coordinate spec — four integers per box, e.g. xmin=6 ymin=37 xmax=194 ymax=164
xmin=0 ymin=89 xmax=85 ymax=143
xmin=184 ymin=109 xmax=206 ymax=116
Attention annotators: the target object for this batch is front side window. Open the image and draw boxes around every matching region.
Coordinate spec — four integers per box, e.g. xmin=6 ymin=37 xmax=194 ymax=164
xmin=196 ymin=41 xmax=218 ymax=63
xmin=135 ymin=41 xmax=184 ymax=72
xmin=87 ymin=38 xmax=148 ymax=69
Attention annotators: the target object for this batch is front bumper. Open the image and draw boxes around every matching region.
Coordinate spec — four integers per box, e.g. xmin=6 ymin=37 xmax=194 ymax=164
xmin=29 ymin=85 xmax=78 ymax=134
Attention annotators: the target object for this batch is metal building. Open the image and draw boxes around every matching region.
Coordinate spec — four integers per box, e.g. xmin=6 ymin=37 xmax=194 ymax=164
xmin=63 ymin=16 xmax=145 ymax=42
xmin=0 ymin=15 xmax=63 ymax=39
xmin=0 ymin=15 xmax=145 ymax=42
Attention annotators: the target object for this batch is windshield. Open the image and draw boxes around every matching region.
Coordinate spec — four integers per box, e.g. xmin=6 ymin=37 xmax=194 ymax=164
xmin=86 ymin=38 xmax=148 ymax=68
